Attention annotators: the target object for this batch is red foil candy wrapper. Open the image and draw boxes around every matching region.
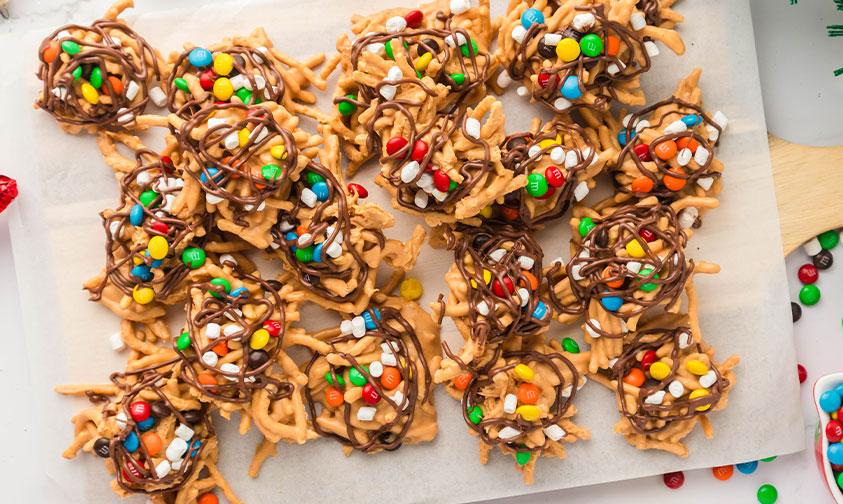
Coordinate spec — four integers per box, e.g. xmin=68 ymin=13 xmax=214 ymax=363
xmin=0 ymin=175 xmax=17 ymax=213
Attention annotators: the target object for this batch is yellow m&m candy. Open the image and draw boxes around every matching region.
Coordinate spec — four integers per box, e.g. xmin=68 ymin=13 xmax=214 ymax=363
xmin=400 ymin=278 xmax=423 ymax=300
xmin=515 ymin=405 xmax=540 ymax=421
xmin=470 ymin=269 xmax=492 ymax=288
xmin=213 ymin=77 xmax=234 ymax=101
xmin=238 ymin=127 xmax=251 ymax=147
xmin=625 ymin=239 xmax=646 ymax=258
xmin=685 ymin=360 xmax=709 ymax=376
xmin=270 ymin=145 xmax=288 ymax=160
xmin=213 ymin=53 xmax=234 ymax=76
xmin=689 ymin=388 xmax=711 ymax=411
xmin=133 ymin=286 xmax=155 ymax=304
xmin=514 ymin=364 xmax=535 ymax=381
xmin=147 ymin=236 xmax=169 ymax=260
xmin=538 ymin=133 xmax=562 ymax=150
xmin=555 ymin=37 xmax=581 ymax=62
xmin=648 ymin=361 xmax=671 ymax=381
xmin=81 ymin=82 xmax=99 ymax=105
xmin=415 ymin=52 xmax=433 ymax=72
xmin=250 ymin=328 xmax=270 ymax=350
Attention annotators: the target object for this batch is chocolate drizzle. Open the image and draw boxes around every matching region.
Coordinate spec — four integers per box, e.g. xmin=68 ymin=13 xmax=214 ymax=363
xmin=177 ymin=102 xmax=298 ymax=222
xmin=613 ymin=97 xmax=722 ymax=199
xmin=500 ymin=121 xmax=597 ymax=227
xmin=303 ymin=306 xmax=433 ymax=452
xmin=610 ymin=326 xmax=728 ymax=434
xmin=109 ymin=363 xmax=213 ymax=495
xmin=89 ymin=148 xmax=210 ymax=302
xmin=637 ymin=0 xmax=662 ymax=25
xmin=506 ymin=5 xmax=650 ymax=113
xmin=36 ymin=20 xmax=161 ymax=129
xmin=444 ymin=224 xmax=548 ymax=357
xmin=167 ymin=45 xmax=286 ymax=120
xmin=176 ymin=266 xmax=294 ymax=404
xmin=546 ymin=203 xmax=691 ymax=337
xmin=270 ymin=160 xmax=384 ymax=303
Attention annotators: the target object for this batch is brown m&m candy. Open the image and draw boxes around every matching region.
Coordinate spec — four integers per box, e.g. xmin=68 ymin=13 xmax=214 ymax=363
xmin=813 ymin=249 xmax=833 ymax=270
xmin=93 ymin=437 xmax=111 ymax=458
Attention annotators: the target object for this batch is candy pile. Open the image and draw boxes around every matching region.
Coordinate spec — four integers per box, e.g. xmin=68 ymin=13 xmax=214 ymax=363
xmin=820 ymin=384 xmax=843 ymax=492
xmin=41 ymin=0 xmax=745 ymax=499
xmin=793 ymin=229 xmax=839 ymax=314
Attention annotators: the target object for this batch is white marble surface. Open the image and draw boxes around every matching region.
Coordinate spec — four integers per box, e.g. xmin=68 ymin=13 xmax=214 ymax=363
xmin=0 ymin=0 xmax=835 ymax=502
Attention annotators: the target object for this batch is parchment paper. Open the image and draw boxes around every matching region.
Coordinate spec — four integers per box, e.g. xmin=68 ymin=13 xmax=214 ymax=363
xmin=0 ymin=1 xmax=804 ymax=503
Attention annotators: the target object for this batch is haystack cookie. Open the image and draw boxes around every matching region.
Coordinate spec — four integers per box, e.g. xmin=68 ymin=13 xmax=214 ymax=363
xmin=430 ymin=223 xmax=550 ymax=367
xmin=84 ymin=143 xmax=214 ymax=323
xmin=35 ymin=0 xmax=165 ymax=134
xmin=374 ymin=95 xmax=526 ymax=226
xmin=590 ymin=314 xmax=739 ymax=457
xmin=56 ymin=360 xmax=242 ymax=503
xmin=302 ymin=296 xmax=442 ymax=454
xmin=270 ymin=131 xmax=428 ymax=315
xmin=544 ymin=197 xmax=719 ymax=372
xmin=322 ymin=0 xmax=496 ymax=173
xmin=494 ymin=117 xmax=614 ymax=227
xmin=169 ymin=101 xmax=323 ymax=249
xmin=436 ymin=337 xmax=591 ymax=484
xmin=586 ymin=68 xmax=727 ymax=206
xmin=494 ymin=0 xmax=684 ymax=114
xmin=164 ymin=28 xmax=327 ymax=120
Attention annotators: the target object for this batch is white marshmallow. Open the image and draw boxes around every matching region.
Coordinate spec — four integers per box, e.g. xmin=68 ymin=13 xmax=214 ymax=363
xmin=707 ymin=125 xmax=720 ymax=142
xmin=607 ymin=61 xmax=625 ymax=75
xmin=678 ymin=207 xmax=699 ymax=229
xmin=220 ymin=363 xmax=240 ymax=381
xmin=630 ymin=12 xmax=647 ymax=30
xmin=340 ymin=320 xmax=353 ymax=335
xmin=699 ymin=370 xmax=718 ymax=388
xmin=644 ymin=390 xmax=665 ymax=405
xmin=678 ymin=330 xmax=694 ymax=349
xmin=300 ymin=188 xmax=318 ymax=208
xmin=386 ymin=65 xmax=404 ymax=82
xmin=201 ymin=351 xmax=218 ymax=367
xmin=155 ymin=460 xmax=172 ymax=478
xmin=205 ymin=323 xmax=221 ymax=340
xmin=553 ymin=97 xmax=571 ymax=110
xmin=297 ymin=233 xmax=312 ymax=248
xmin=489 ymin=248 xmax=507 ymax=262
xmin=528 ymin=145 xmax=543 ymax=158
xmin=379 ymin=84 xmax=397 ymax=101
xmin=224 ymin=132 xmax=239 ymax=150
xmin=174 ymin=424 xmax=195 ymax=441
xmin=351 ymin=316 xmax=367 ymax=338
xmin=585 ymin=319 xmax=602 ymax=338
xmin=572 ymin=13 xmax=595 ymax=31
xmin=634 ymin=120 xmax=651 ymax=133
xmin=565 ymin=149 xmax=580 ymax=169
xmin=498 ymin=427 xmax=521 ymax=440
xmin=109 ymin=331 xmax=125 ymax=351
xmin=622 ymin=113 xmax=634 ymax=128
xmin=668 ymin=379 xmax=685 ymax=398
xmin=115 ymin=412 xmax=127 ymax=428
xmin=663 ymin=120 xmax=687 ymax=134
xmin=326 ymin=242 xmax=343 ymax=259
xmin=496 ymin=70 xmax=512 ymax=88
xmin=694 ymin=146 xmax=711 ymax=166
xmin=432 ymin=189 xmax=448 ymax=202
xmin=517 ymin=85 xmax=529 ymax=97
xmin=517 ymin=288 xmax=530 ymax=307
xmin=401 ymin=161 xmax=421 ymax=183
xmin=381 ymin=352 xmax=398 ymax=367
xmin=626 ymin=261 xmax=642 ymax=274
xmin=503 ymin=394 xmax=517 ymax=414
xmin=543 ymin=424 xmax=566 ymax=441
xmin=544 ymin=33 xmax=562 ymax=46
xmin=445 ymin=32 xmax=467 ymax=48
xmin=223 ymin=325 xmax=243 ymax=337
xmin=385 ymin=16 xmax=407 ymax=33
xmin=712 ymin=111 xmax=728 ymax=130
xmin=414 ymin=190 xmax=429 ymax=209
xmin=573 ymin=181 xmax=589 ymax=201
xmin=228 ymin=74 xmax=247 ymax=90
xmin=476 ymin=300 xmax=490 ymax=316
xmin=644 ymin=40 xmax=660 ymax=57
xmin=205 ymin=193 xmax=224 ymax=205
xmin=677 ymin=148 xmax=693 ymax=166
xmin=357 ymin=407 xmax=377 ymax=422
xmin=697 ymin=176 xmax=714 ymax=191
xmin=550 ymin=147 xmax=565 ymax=163
xmin=518 ymin=255 xmax=535 ymax=270
xmin=464 ymin=117 xmax=481 ymax=139
xmin=369 ymin=361 xmax=384 ymax=378
xmin=450 ymin=0 xmax=471 ymax=15
xmin=390 ymin=389 xmax=408 ymax=410
xmin=170 ymin=458 xmax=183 ymax=471
xmin=365 ymin=42 xmax=385 ymax=55
xmin=166 ymin=438 xmax=188 ymax=462
xmin=125 ymin=81 xmax=140 ymax=101
xmin=511 ymin=25 xmax=527 ymax=44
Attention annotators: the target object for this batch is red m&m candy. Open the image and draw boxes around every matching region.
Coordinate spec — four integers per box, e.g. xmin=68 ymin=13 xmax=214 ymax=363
xmin=663 ymin=471 xmax=684 ymax=489
xmin=263 ymin=320 xmax=282 ymax=337
xmin=152 ymin=221 xmax=169 ymax=234
xmin=362 ymin=383 xmax=381 ymax=404
xmin=537 ymin=72 xmax=560 ymax=89
xmin=545 ymin=166 xmax=565 ymax=187
xmin=199 ymin=69 xmax=216 ymax=90
xmin=347 ymin=183 xmax=368 ymax=198
xmin=386 ymin=137 xmax=408 ymax=157
xmin=797 ymin=364 xmax=806 ymax=384
xmin=826 ymin=420 xmax=843 ymax=443
xmin=404 ymin=9 xmax=423 ymax=27
xmin=640 ymin=350 xmax=657 ymax=371
xmin=639 ymin=229 xmax=656 ymax=242
xmin=492 ymin=277 xmax=514 ymax=297
xmin=411 ymin=140 xmax=428 ymax=162
xmin=633 ymin=143 xmax=651 ymax=161
xmin=798 ymin=264 xmax=818 ymax=284
xmin=129 ymin=401 xmax=150 ymax=422
xmin=433 ymin=170 xmax=451 ymax=192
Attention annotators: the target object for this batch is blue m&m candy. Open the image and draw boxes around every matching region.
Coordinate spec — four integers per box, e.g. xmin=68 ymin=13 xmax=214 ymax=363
xmin=829 ymin=443 xmax=843 ymax=465
xmin=362 ymin=308 xmax=382 ymax=330
xmin=285 ymin=231 xmax=298 ymax=252
xmin=122 ymin=431 xmax=139 ymax=452
xmin=313 ymin=242 xmax=324 ymax=263
xmin=200 ymin=167 xmax=222 ymax=184
xmin=600 ymin=294 xmax=623 ymax=311
xmin=681 ymin=114 xmax=701 ymax=127
xmin=521 ymin=8 xmax=544 ymax=29
xmin=230 ymin=287 xmax=249 ymax=298
xmin=834 ymin=383 xmax=843 ymax=399
xmin=735 ymin=460 xmax=758 ymax=474
xmin=618 ymin=129 xmax=637 ymax=147
xmin=560 ymin=75 xmax=582 ymax=100
xmin=531 ymin=300 xmax=547 ymax=320
xmin=131 ymin=264 xmax=153 ymax=282
xmin=820 ymin=390 xmax=842 ymax=413
xmin=130 ymin=204 xmax=144 ymax=226
xmin=136 ymin=417 xmax=155 ymax=431
xmin=144 ymin=249 xmax=163 ymax=268
xmin=190 ymin=439 xmax=202 ymax=457
xmin=188 ymin=48 xmax=213 ymax=68
xmin=312 ymin=181 xmax=329 ymax=202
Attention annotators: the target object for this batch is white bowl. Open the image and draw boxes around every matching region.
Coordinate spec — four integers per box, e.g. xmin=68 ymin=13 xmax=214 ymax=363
xmin=813 ymin=373 xmax=843 ymax=503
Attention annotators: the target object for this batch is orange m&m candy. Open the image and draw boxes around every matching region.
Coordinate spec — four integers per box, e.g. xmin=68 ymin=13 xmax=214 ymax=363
xmin=43 ymin=40 xmax=60 ymax=63
xmin=606 ymin=35 xmax=620 ymax=56
xmin=654 ymin=139 xmax=678 ymax=160
xmin=520 ymin=271 xmax=539 ymax=291
xmin=676 ymin=136 xmax=699 ymax=153
xmin=197 ymin=372 xmax=218 ymax=392
xmin=454 ymin=373 xmax=472 ymax=391
xmin=623 ymin=368 xmax=646 ymax=387
xmin=712 ymin=464 xmax=734 ymax=481
xmin=518 ymin=383 xmax=540 ymax=405
xmin=141 ymin=432 xmax=162 ymax=456
xmin=296 ymin=225 xmax=309 ymax=236
xmin=631 ymin=175 xmax=654 ymax=193
xmin=198 ymin=493 xmax=219 ymax=504
xmin=106 ymin=76 xmax=123 ymax=95
xmin=602 ymin=266 xmax=624 ymax=289
xmin=663 ymin=167 xmax=687 ymax=191
xmin=325 ymin=386 xmax=344 ymax=407
xmin=501 ymin=206 xmax=519 ymax=221
xmin=212 ymin=340 xmax=229 ymax=357
xmin=380 ymin=367 xmax=401 ymax=390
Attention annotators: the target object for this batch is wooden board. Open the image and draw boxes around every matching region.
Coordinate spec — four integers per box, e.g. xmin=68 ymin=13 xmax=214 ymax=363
xmin=769 ymin=134 xmax=843 ymax=256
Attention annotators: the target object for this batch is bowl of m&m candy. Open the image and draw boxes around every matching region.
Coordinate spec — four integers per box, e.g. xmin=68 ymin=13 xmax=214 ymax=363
xmin=813 ymin=373 xmax=843 ymax=503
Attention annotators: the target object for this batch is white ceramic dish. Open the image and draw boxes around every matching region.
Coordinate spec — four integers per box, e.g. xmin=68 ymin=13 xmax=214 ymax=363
xmin=813 ymin=372 xmax=843 ymax=503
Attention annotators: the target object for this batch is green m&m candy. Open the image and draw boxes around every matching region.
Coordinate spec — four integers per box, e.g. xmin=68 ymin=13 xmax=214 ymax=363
xmin=799 ymin=284 xmax=820 ymax=305
xmin=338 ymin=95 xmax=358 ymax=116
xmin=261 ymin=164 xmax=281 ymax=181
xmin=515 ymin=450 xmax=531 ymax=466
xmin=449 ymin=179 xmax=458 ymax=192
xmin=306 ymin=171 xmax=325 ymax=186
xmin=562 ymin=337 xmax=580 ymax=354
xmin=460 ymin=38 xmax=478 ymax=57
xmin=637 ymin=268 xmax=660 ymax=292
xmin=61 ymin=40 xmax=81 ymax=55
xmin=181 ymin=247 xmax=206 ymax=269
xmin=579 ymin=34 xmax=603 ymax=57
xmin=760 ymin=456 xmax=776 ymax=462
xmin=526 ymin=173 xmax=548 ymax=197
xmin=296 ymin=245 xmax=315 ymax=262
xmin=174 ymin=77 xmax=190 ymax=92
xmin=450 ymin=73 xmax=466 ymax=86
xmin=209 ymin=277 xmax=231 ymax=298
xmin=384 ymin=39 xmax=409 ymax=60
xmin=176 ymin=331 xmax=191 ymax=351
xmin=818 ymin=230 xmax=839 ymax=250
xmin=325 ymin=371 xmax=345 ymax=387
xmin=468 ymin=405 xmax=483 ymax=425
xmin=756 ymin=484 xmax=777 ymax=504
xmin=235 ymin=87 xmax=252 ymax=104
xmin=139 ymin=190 xmax=160 ymax=208
xmin=90 ymin=66 xmax=103 ymax=89
xmin=349 ymin=366 xmax=369 ymax=386
xmin=72 ymin=66 xmax=82 ymax=81
xmin=579 ymin=217 xmax=595 ymax=237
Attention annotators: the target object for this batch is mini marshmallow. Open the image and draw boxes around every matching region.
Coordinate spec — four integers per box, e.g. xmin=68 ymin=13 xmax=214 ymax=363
xmin=135 ymin=171 xmax=151 ymax=187
xmin=694 ymin=146 xmax=711 ymax=165
xmin=498 ymin=427 xmax=521 ymax=440
xmin=678 ymin=331 xmax=694 ymax=349
xmin=432 ymin=189 xmax=448 ymax=202
xmin=503 ymin=393 xmax=517 ymax=414
xmin=357 ymin=407 xmax=377 ymax=422
xmin=517 ymin=288 xmax=530 ymax=307
xmin=224 ymin=308 xmax=243 ymax=322
xmin=697 ymin=176 xmax=714 ymax=191
xmin=56 ymin=30 xmax=71 ymax=39
xmin=572 ymin=13 xmax=595 ymax=31
xmin=528 ymin=145 xmax=543 ymax=158
xmin=417 ymin=172 xmax=434 ymax=189
xmin=511 ymin=25 xmax=527 ymax=44
xmin=634 ymin=120 xmax=651 ymax=133
xmin=224 ymin=132 xmax=239 ymax=150
xmin=585 ymin=319 xmax=602 ymax=339
xmin=668 ymin=379 xmax=685 ymax=398
xmin=206 ymin=193 xmax=224 ymax=205
xmin=366 ymin=42 xmax=385 ymax=55
xmin=229 ymin=74 xmax=248 ymax=90
xmin=351 ymin=316 xmax=366 ymax=338
xmin=250 ymin=126 xmax=268 ymax=143
xmin=622 ymin=113 xmax=634 ymax=128
xmin=543 ymin=424 xmax=566 ymax=441
xmin=554 ymin=97 xmax=572 ymax=110
xmin=518 ymin=255 xmax=535 ymax=269
xmin=297 ymin=233 xmax=312 ymax=248
xmin=560 ymin=384 xmax=574 ymax=398
xmin=445 ymin=32 xmax=467 ymax=48
xmin=517 ymin=85 xmax=529 ymax=97
xmin=340 ymin=320 xmax=353 ymax=335
xmin=476 ymin=300 xmax=490 ymax=316
xmin=390 ymin=389 xmax=408 ymax=410
xmin=644 ymin=40 xmax=660 ymax=57
xmin=496 ymin=70 xmax=512 ymax=88
xmin=677 ymin=148 xmax=693 ymax=166
xmin=450 ymin=0 xmax=471 ymax=15
xmin=205 ymin=323 xmax=221 ymax=339
xmin=223 ymin=324 xmax=243 ymax=337
xmin=706 ymin=125 xmax=720 ymax=142
xmin=573 ymin=181 xmax=589 ymax=201
xmin=699 ymin=370 xmax=718 ymax=388
xmin=607 ymin=61 xmax=625 ymax=75
xmin=125 ymin=81 xmax=140 ymax=101
xmin=550 ymin=147 xmax=565 ymax=163
xmin=369 ymin=361 xmax=384 ymax=378
xmin=401 ymin=161 xmax=421 ymax=183
xmin=465 ymin=117 xmax=481 ymax=139
xmin=663 ymin=120 xmax=687 ymax=134
xmin=630 ymin=12 xmax=647 ymax=30
xmin=386 ymin=16 xmax=407 ymax=33
xmin=115 ymin=412 xmax=128 ymax=428
xmin=166 ymin=438 xmax=188 ymax=462
xmin=489 ymin=248 xmax=507 ymax=262
xmin=116 ymin=108 xmax=134 ymax=126
xmin=565 ymin=149 xmax=580 ymax=168
xmin=109 ymin=331 xmax=125 ymax=351
xmin=570 ymin=263 xmax=584 ymax=281
xmin=544 ymin=33 xmax=562 ymax=46
xmin=712 ymin=111 xmax=728 ymax=130
xmin=387 ymin=65 xmax=404 ymax=82
xmin=155 ymin=460 xmax=172 ymax=478
xmin=220 ymin=363 xmax=240 ymax=381
xmin=300 ymin=188 xmax=318 ymax=208
xmin=174 ymin=424 xmax=195 ymax=441
xmin=379 ymin=84 xmax=397 ymax=101
xmin=326 ymin=242 xmax=343 ymax=259
xmin=626 ymin=261 xmax=642 ymax=274
xmin=678 ymin=207 xmax=699 ymax=229
xmin=201 ymin=351 xmax=218 ymax=367
xmin=381 ymin=352 xmax=398 ymax=366
xmin=644 ymin=390 xmax=666 ymax=405
xmin=414 ymin=190 xmax=429 ymax=208
xmin=171 ymin=458 xmax=183 ymax=471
